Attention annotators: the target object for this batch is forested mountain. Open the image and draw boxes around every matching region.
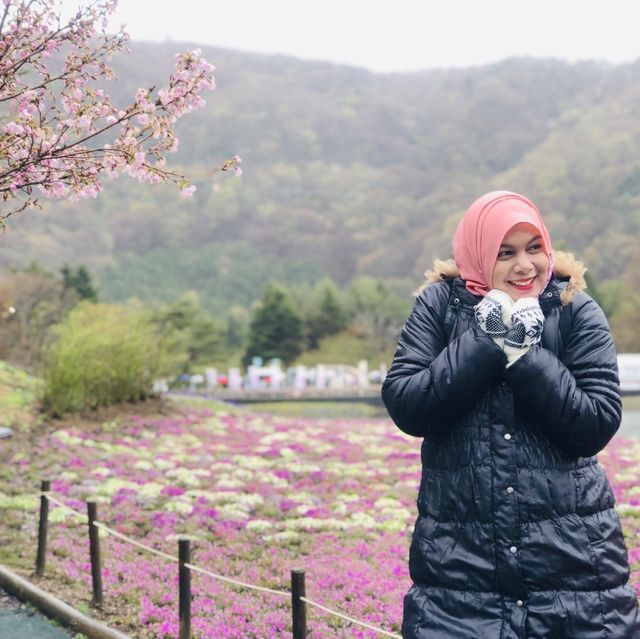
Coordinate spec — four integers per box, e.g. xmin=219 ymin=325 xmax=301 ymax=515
xmin=3 ymin=43 xmax=640 ymax=325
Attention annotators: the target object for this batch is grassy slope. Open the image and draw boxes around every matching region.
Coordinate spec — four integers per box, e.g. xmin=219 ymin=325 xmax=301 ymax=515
xmin=0 ymin=362 xmax=43 ymax=431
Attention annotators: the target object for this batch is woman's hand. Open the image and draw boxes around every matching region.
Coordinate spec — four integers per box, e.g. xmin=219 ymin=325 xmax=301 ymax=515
xmin=474 ymin=289 xmax=514 ymax=345
xmin=504 ymin=297 xmax=545 ymax=367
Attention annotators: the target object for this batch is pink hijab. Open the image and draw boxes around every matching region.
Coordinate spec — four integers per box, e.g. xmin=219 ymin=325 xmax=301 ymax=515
xmin=452 ymin=191 xmax=553 ymax=297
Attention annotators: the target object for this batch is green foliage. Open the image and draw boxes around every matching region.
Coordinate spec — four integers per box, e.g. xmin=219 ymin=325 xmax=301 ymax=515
xmin=583 ymin=271 xmax=609 ymax=316
xmin=611 ymin=294 xmax=640 ymax=351
xmin=346 ymin=276 xmax=411 ymax=351
xmin=225 ymin=305 xmax=250 ymax=350
xmin=0 ymin=360 xmax=42 ymax=430
xmin=0 ymin=268 xmax=79 ymax=369
xmin=608 ymin=241 xmax=640 ymax=351
xmin=244 ymin=284 xmax=305 ymax=366
xmin=294 ymin=329 xmax=392 ymax=368
xmin=305 ymin=277 xmax=348 ymax=348
xmin=2 ymin=47 xmax=640 ymax=342
xmin=61 ymin=263 xmax=98 ymax=301
xmin=152 ymin=292 xmax=226 ymax=372
xmin=42 ymin=302 xmax=170 ymax=415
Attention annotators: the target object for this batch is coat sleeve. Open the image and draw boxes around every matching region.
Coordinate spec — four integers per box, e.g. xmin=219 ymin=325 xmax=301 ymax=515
xmin=381 ymin=282 xmax=507 ymax=438
xmin=504 ymin=293 xmax=622 ymax=457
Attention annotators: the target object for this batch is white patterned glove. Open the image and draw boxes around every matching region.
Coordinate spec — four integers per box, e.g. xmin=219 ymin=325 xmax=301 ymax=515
xmin=474 ymin=289 xmax=514 ymax=347
xmin=504 ymin=297 xmax=545 ymax=367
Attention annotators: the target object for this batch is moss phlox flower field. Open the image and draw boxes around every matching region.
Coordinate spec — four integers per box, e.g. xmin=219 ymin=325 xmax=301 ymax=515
xmin=1 ymin=408 xmax=639 ymax=638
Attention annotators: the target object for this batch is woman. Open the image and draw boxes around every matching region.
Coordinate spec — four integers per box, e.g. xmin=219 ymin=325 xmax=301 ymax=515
xmin=382 ymin=191 xmax=640 ymax=638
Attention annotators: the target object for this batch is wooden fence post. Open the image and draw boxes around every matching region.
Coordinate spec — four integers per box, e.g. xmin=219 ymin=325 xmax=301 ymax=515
xmin=291 ymin=569 xmax=306 ymax=639
xmin=87 ymin=500 xmax=103 ymax=606
xmin=35 ymin=479 xmax=50 ymax=576
xmin=179 ymin=536 xmax=191 ymax=639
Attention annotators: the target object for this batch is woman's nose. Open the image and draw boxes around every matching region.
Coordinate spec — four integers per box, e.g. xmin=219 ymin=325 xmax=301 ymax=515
xmin=513 ymin=253 xmax=534 ymax=273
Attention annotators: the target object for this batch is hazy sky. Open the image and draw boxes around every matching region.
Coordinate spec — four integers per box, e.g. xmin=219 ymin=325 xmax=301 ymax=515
xmin=103 ymin=0 xmax=640 ymax=73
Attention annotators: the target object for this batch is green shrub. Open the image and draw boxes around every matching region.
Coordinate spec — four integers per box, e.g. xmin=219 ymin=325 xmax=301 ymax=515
xmin=42 ymin=302 xmax=170 ymax=415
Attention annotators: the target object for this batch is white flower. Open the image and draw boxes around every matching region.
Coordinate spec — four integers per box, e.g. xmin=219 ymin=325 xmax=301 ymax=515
xmin=232 ymin=455 xmax=271 ymax=470
xmin=210 ymin=462 xmax=234 ymax=472
xmin=216 ymin=478 xmax=245 ymax=490
xmin=333 ymin=502 xmax=348 ymax=516
xmin=374 ymin=497 xmax=403 ymax=510
xmin=246 ymin=520 xmax=273 ymax=533
xmin=232 ymin=468 xmax=254 ymax=481
xmin=615 ymin=503 xmax=640 ymax=514
xmin=264 ymin=530 xmax=300 ymax=544
xmin=155 ymin=459 xmax=176 ymax=471
xmin=0 ymin=494 xmax=38 ymax=511
xmin=285 ymin=462 xmax=322 ymax=474
xmin=50 ymin=508 xmax=72 ymax=524
xmin=235 ymin=494 xmax=264 ymax=510
xmin=185 ymin=490 xmax=233 ymax=504
xmin=217 ymin=505 xmax=250 ymax=520
xmin=165 ymin=500 xmax=193 ymax=515
xmin=284 ymin=517 xmax=345 ymax=531
xmin=96 ymin=478 xmax=138 ymax=496
xmin=376 ymin=519 xmax=411 ymax=532
xmin=364 ymin=444 xmax=397 ymax=456
xmin=347 ymin=512 xmax=377 ymax=529
xmin=52 ymin=430 xmax=83 ymax=446
xmin=137 ymin=483 xmax=165 ymax=499
xmin=165 ymin=468 xmax=201 ymax=488
xmin=261 ymin=473 xmax=289 ymax=487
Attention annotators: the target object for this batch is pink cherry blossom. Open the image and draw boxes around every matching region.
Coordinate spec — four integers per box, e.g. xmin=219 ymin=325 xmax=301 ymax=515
xmin=0 ymin=0 xmax=240 ymax=226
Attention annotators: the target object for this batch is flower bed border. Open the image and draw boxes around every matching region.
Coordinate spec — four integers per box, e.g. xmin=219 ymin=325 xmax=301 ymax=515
xmin=0 ymin=563 xmax=131 ymax=639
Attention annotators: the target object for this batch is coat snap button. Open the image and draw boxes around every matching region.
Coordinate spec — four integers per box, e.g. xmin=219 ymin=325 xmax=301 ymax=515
xmin=516 ymin=600 xmax=523 ymax=607
xmin=453 ymin=298 xmax=460 ymax=304
xmin=509 ymin=546 xmax=517 ymax=554
xmin=506 ymin=486 xmax=514 ymax=494
xmin=504 ymin=433 xmax=512 ymax=440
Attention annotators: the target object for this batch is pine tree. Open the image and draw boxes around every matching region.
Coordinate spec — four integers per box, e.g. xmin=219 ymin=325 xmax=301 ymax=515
xmin=61 ymin=264 xmax=98 ymax=302
xmin=244 ymin=284 xmax=305 ymax=366
xmin=306 ymin=278 xmax=347 ymax=348
xmin=152 ymin=292 xmax=224 ymax=372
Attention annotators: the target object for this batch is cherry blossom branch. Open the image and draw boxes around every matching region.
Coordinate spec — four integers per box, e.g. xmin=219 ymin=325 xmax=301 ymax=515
xmin=0 ymin=0 xmax=241 ymax=225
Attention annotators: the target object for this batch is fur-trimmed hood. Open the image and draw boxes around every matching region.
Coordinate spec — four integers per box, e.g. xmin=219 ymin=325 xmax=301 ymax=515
xmin=418 ymin=250 xmax=586 ymax=306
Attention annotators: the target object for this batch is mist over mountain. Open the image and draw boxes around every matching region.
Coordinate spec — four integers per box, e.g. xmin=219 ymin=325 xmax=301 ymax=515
xmin=3 ymin=42 xmax=639 ymax=315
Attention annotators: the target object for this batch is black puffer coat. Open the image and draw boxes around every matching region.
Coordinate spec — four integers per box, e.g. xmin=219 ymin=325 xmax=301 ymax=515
xmin=382 ymin=255 xmax=640 ymax=638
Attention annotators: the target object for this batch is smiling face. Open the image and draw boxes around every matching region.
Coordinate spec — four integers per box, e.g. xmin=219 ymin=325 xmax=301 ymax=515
xmin=491 ymin=223 xmax=550 ymax=299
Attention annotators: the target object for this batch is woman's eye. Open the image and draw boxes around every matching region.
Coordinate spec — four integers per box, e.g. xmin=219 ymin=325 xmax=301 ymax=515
xmin=527 ymin=243 xmax=542 ymax=252
xmin=497 ymin=250 xmax=512 ymax=259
